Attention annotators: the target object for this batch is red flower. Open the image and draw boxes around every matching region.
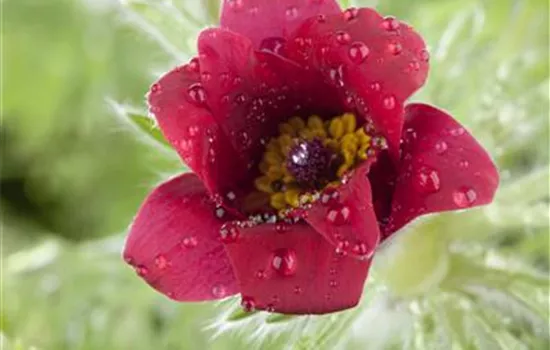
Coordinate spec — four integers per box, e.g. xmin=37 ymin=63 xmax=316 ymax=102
xmin=123 ymin=0 xmax=499 ymax=315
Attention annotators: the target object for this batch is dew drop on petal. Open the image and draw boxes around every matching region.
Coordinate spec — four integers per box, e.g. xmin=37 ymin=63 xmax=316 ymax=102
xmin=293 ymin=286 xmax=303 ymax=295
xmin=150 ymin=83 xmax=161 ymax=94
xmin=135 ymin=265 xmax=149 ymax=277
xmin=415 ymin=167 xmax=441 ymax=194
xmin=453 ymin=187 xmax=477 ymax=208
xmin=211 ymin=283 xmax=228 ymax=298
xmin=419 ymin=49 xmax=430 ymax=62
xmin=458 ymin=159 xmax=470 ymax=169
xmin=320 ymin=187 xmax=340 ymax=205
xmin=187 ymin=83 xmax=207 ymax=106
xmin=259 ymin=37 xmax=286 ymax=55
xmin=220 ymin=222 xmax=240 ymax=243
xmin=335 ymin=31 xmax=351 ymax=44
xmin=343 ymin=7 xmax=359 ymax=21
xmin=188 ymin=57 xmax=200 ymax=72
xmin=348 ymin=42 xmax=370 ymax=64
xmin=154 ymin=254 xmax=169 ymax=270
xmin=370 ymin=82 xmax=381 ymax=92
xmin=383 ymin=95 xmax=396 ymax=110
xmin=450 ymin=127 xmax=465 ymax=136
xmin=381 ymin=16 xmax=400 ymax=31
xmin=388 ymin=42 xmax=403 ymax=55
xmin=256 ymin=270 xmax=267 ymax=279
xmin=326 ymin=205 xmax=351 ymax=226
xmin=434 ymin=140 xmax=448 ymax=154
xmin=285 ymin=6 xmax=298 ymax=19
xmin=181 ymin=236 xmax=198 ymax=249
xmin=227 ymin=0 xmax=243 ymax=10
xmin=241 ymin=296 xmax=256 ymax=312
xmin=271 ymin=249 xmax=298 ymax=276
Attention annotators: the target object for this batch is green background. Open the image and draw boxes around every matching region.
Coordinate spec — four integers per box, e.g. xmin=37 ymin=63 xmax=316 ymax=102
xmin=2 ymin=0 xmax=549 ymax=349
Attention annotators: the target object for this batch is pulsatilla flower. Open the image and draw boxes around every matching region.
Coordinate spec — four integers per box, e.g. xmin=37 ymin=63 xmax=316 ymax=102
xmin=123 ymin=0 xmax=499 ymax=315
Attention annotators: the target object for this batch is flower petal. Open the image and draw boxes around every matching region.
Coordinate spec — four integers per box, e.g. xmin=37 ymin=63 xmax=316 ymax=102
xmin=223 ymin=222 xmax=371 ymax=314
xmin=384 ymin=103 xmax=499 ymax=236
xmin=304 ymin=161 xmax=381 ymax=259
xmin=220 ymin=0 xmax=341 ymax=48
xmin=123 ymin=173 xmax=239 ymax=301
xmin=147 ymin=61 xmax=248 ymax=201
xmin=286 ymin=8 xmax=429 ymax=153
xmin=197 ymin=28 xmax=343 ymax=208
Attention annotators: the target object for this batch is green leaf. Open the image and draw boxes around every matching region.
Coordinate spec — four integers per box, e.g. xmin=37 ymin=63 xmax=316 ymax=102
xmin=127 ymin=113 xmax=171 ymax=148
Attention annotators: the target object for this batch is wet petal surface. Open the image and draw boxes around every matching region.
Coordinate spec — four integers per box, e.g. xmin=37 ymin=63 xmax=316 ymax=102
xmin=223 ymin=222 xmax=371 ymax=314
xmin=384 ymin=104 xmax=499 ymax=236
xmin=123 ymin=174 xmax=239 ymax=301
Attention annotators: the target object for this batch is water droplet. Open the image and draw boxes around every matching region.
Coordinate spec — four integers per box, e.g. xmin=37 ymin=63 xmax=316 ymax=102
xmin=227 ymin=0 xmax=244 ymax=10
xmin=458 ymin=159 xmax=470 ymax=169
xmin=419 ymin=49 xmax=430 ymax=62
xmin=406 ymin=61 xmax=420 ymax=73
xmin=329 ymin=268 xmax=337 ymax=275
xmin=187 ymin=57 xmax=200 ymax=72
xmin=266 ymin=304 xmax=276 ymax=312
xmin=187 ymin=83 xmax=207 ymax=106
xmin=226 ymin=191 xmax=236 ymax=201
xmin=215 ymin=207 xmax=226 ymax=219
xmin=154 ymin=254 xmax=169 ymax=270
xmin=259 ymin=37 xmax=286 ymax=55
xmin=320 ymin=187 xmax=340 ymax=205
xmin=343 ymin=7 xmax=359 ymax=21
xmin=220 ymin=222 xmax=240 ymax=243
xmin=150 ymin=83 xmax=161 ymax=94
xmin=383 ymin=95 xmax=396 ymax=110
xmin=134 ymin=265 xmax=149 ymax=277
xmin=285 ymin=6 xmax=298 ymax=19
xmin=434 ymin=140 xmax=448 ymax=154
xmin=381 ymin=16 xmax=400 ymax=31
xmin=348 ymin=42 xmax=370 ymax=64
xmin=271 ymin=249 xmax=298 ymax=276
xmin=335 ymin=31 xmax=351 ymax=44
xmin=248 ymin=6 xmax=259 ymax=14
xmin=329 ymin=280 xmax=338 ymax=288
xmin=275 ymin=223 xmax=290 ymax=233
xmin=450 ymin=127 xmax=465 ymax=136
xmin=211 ymin=283 xmax=227 ymax=298
xmin=256 ymin=270 xmax=267 ymax=279
xmin=328 ymin=65 xmax=344 ymax=87
xmin=241 ymin=296 xmax=256 ymax=312
xmin=293 ymin=286 xmax=303 ymax=294
xmin=201 ymin=71 xmax=212 ymax=82
xmin=415 ymin=167 xmax=441 ymax=194
xmin=388 ymin=42 xmax=403 ymax=55
xmin=352 ymin=242 xmax=371 ymax=258
xmin=326 ymin=205 xmax=351 ymax=225
xmin=370 ymin=82 xmax=381 ymax=92
xmin=317 ymin=14 xmax=327 ymax=23
xmin=453 ymin=187 xmax=477 ymax=208
xmin=181 ymin=236 xmax=198 ymax=249
xmin=234 ymin=93 xmax=247 ymax=105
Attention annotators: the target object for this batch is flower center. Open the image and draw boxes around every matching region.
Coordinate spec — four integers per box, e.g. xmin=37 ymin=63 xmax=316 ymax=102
xmin=286 ymin=139 xmax=335 ymax=187
xmin=254 ymin=113 xmax=379 ymax=212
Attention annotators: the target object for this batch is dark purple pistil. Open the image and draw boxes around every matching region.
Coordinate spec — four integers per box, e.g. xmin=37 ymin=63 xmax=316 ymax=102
xmin=286 ymin=139 xmax=333 ymax=187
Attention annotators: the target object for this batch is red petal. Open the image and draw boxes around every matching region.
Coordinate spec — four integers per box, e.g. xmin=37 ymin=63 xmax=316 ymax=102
xmin=304 ymin=161 xmax=381 ymax=259
xmin=384 ymin=104 xmax=499 ymax=236
xmin=123 ymin=174 xmax=239 ymax=301
xmin=286 ymin=8 xmax=429 ymax=153
xmin=220 ymin=0 xmax=341 ymax=48
xmin=197 ymin=28 xmax=343 ymax=206
xmin=147 ymin=61 xmax=248 ymax=201
xmin=223 ymin=222 xmax=371 ymax=314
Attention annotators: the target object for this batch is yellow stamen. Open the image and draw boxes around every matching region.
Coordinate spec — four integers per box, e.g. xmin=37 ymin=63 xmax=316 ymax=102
xmin=253 ymin=112 xmax=381 ymax=212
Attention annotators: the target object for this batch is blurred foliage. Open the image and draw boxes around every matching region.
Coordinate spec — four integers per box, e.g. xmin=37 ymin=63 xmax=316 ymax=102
xmin=2 ymin=0 xmax=549 ymax=349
